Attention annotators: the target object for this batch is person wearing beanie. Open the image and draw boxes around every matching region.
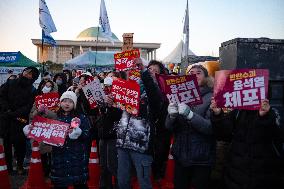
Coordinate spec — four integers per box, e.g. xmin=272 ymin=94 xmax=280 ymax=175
xmin=24 ymin=90 xmax=91 ymax=188
xmin=0 ymin=66 xmax=39 ymax=175
xmin=165 ymin=65 xmax=215 ymax=189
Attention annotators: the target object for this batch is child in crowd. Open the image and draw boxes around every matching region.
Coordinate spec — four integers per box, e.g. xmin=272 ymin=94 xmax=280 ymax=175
xmin=24 ymin=91 xmax=91 ymax=189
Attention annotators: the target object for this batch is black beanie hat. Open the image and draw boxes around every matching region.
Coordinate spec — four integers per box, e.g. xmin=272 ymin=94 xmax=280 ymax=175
xmin=23 ymin=66 xmax=40 ymax=81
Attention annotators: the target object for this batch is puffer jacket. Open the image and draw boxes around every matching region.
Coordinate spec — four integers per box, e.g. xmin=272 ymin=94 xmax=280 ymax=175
xmin=211 ymin=109 xmax=284 ymax=189
xmin=116 ymin=70 xmax=162 ymax=154
xmin=165 ymin=86 xmax=215 ymax=167
xmin=50 ymin=114 xmax=91 ymax=187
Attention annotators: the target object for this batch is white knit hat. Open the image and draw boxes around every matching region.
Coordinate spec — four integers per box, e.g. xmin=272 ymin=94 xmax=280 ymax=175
xmin=60 ymin=91 xmax=77 ymax=108
xmin=104 ymin=77 xmax=113 ymax=86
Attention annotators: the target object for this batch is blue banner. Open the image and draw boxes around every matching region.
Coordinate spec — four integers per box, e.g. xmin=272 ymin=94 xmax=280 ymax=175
xmin=0 ymin=52 xmax=19 ymax=63
xmin=42 ymin=30 xmax=56 ymax=46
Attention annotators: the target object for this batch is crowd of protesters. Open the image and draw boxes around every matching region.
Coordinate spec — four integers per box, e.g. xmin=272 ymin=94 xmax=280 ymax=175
xmin=0 ymin=59 xmax=283 ymax=189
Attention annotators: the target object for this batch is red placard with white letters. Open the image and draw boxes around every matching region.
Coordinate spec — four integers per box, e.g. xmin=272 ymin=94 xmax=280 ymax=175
xmin=114 ymin=49 xmax=140 ymax=71
xmin=214 ymin=69 xmax=269 ymax=110
xmin=128 ymin=69 xmax=141 ymax=82
xmin=111 ymin=78 xmax=140 ymax=116
xmin=28 ymin=116 xmax=70 ymax=146
xmin=35 ymin=92 xmax=59 ymax=111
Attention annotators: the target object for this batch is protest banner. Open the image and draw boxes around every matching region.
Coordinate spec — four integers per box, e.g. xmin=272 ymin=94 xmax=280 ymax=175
xmin=214 ymin=69 xmax=269 ymax=110
xmin=35 ymin=92 xmax=59 ymax=111
xmin=114 ymin=49 xmax=140 ymax=71
xmin=82 ymin=78 xmax=105 ymax=109
xmin=128 ymin=69 xmax=141 ymax=82
xmin=28 ymin=116 xmax=69 ymax=146
xmin=156 ymin=74 xmax=202 ymax=105
xmin=76 ymin=69 xmax=84 ymax=77
xmin=111 ymin=78 xmax=140 ymax=116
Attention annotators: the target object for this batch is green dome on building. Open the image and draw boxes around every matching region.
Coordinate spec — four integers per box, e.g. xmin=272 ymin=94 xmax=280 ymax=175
xmin=76 ymin=27 xmax=120 ymax=42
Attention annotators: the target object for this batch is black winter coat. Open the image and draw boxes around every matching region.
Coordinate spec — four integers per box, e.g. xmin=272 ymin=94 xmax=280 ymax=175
xmin=165 ymin=86 xmax=215 ymax=167
xmin=0 ymin=78 xmax=36 ymax=138
xmin=211 ymin=109 xmax=284 ymax=189
xmin=50 ymin=114 xmax=91 ymax=187
xmin=97 ymin=107 xmax=122 ymax=140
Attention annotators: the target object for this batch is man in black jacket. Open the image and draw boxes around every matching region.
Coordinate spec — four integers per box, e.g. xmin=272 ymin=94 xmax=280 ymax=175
xmin=0 ymin=66 xmax=39 ymax=174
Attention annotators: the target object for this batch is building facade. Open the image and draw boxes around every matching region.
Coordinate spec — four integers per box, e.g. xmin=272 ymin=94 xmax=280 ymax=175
xmin=32 ymin=27 xmax=160 ymax=64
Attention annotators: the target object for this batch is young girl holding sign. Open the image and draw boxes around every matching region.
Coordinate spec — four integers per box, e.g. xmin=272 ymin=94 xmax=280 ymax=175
xmin=24 ymin=91 xmax=91 ymax=189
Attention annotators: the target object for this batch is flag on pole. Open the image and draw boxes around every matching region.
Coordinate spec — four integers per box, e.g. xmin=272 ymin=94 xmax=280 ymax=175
xmin=182 ymin=0 xmax=189 ymax=58
xmin=39 ymin=0 xmax=57 ymax=46
xmin=42 ymin=30 xmax=56 ymax=46
xmin=99 ymin=0 xmax=114 ymax=45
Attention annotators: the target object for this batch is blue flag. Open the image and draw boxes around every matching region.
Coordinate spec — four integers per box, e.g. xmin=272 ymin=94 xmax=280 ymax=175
xmin=39 ymin=0 xmax=57 ymax=46
xmin=42 ymin=30 xmax=56 ymax=46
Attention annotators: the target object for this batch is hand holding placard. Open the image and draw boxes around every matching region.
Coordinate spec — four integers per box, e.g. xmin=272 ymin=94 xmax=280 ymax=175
xmin=71 ymin=117 xmax=81 ymax=128
xmin=259 ymin=99 xmax=270 ymax=117
xmin=210 ymin=97 xmax=222 ymax=115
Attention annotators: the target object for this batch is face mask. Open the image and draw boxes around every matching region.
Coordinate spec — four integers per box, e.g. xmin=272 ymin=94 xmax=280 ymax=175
xmin=42 ymin=86 xmax=51 ymax=93
xmin=56 ymin=79 xmax=63 ymax=85
xmin=19 ymin=76 xmax=33 ymax=86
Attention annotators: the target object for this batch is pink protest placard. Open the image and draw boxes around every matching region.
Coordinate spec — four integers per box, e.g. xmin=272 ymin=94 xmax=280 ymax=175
xmin=35 ymin=92 xmax=59 ymax=111
xmin=156 ymin=74 xmax=203 ymax=105
xmin=214 ymin=69 xmax=269 ymax=110
xmin=28 ymin=116 xmax=70 ymax=146
xmin=111 ymin=78 xmax=140 ymax=116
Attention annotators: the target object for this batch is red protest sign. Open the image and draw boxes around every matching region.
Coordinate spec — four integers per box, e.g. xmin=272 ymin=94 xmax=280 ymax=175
xmin=128 ymin=69 xmax=141 ymax=82
xmin=82 ymin=78 xmax=105 ymax=109
xmin=28 ymin=116 xmax=70 ymax=146
xmin=35 ymin=92 xmax=59 ymax=111
xmin=76 ymin=69 xmax=84 ymax=77
xmin=114 ymin=49 xmax=140 ymax=71
xmin=214 ymin=69 xmax=269 ymax=110
xmin=111 ymin=78 xmax=140 ymax=116
xmin=156 ymin=74 xmax=203 ymax=105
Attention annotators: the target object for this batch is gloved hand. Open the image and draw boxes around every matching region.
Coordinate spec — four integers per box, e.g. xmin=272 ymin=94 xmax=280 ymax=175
xmin=167 ymin=103 xmax=178 ymax=117
xmin=71 ymin=117 xmax=81 ymax=128
xmin=38 ymin=104 xmax=48 ymax=114
xmin=69 ymin=127 xmax=82 ymax=140
xmin=23 ymin=124 xmax=32 ymax=136
xmin=178 ymin=103 xmax=194 ymax=120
